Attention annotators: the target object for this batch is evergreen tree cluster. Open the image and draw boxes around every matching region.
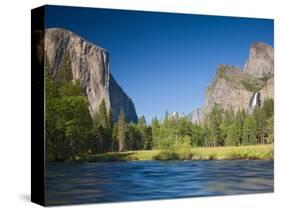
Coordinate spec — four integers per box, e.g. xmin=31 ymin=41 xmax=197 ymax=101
xmin=203 ymin=100 xmax=274 ymax=147
xmin=46 ymin=52 xmax=93 ymax=161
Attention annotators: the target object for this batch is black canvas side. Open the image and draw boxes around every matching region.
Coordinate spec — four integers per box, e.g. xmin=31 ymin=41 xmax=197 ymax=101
xmin=31 ymin=6 xmax=45 ymax=206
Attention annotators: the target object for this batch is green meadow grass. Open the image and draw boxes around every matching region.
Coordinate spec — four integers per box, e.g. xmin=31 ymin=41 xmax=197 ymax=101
xmin=83 ymin=144 xmax=273 ymax=162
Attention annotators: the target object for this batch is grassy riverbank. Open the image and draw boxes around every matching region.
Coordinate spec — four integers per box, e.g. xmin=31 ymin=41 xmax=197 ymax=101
xmin=81 ymin=144 xmax=273 ymax=162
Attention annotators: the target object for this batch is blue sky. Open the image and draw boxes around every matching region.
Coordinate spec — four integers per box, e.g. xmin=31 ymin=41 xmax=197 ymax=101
xmin=45 ymin=5 xmax=274 ymax=122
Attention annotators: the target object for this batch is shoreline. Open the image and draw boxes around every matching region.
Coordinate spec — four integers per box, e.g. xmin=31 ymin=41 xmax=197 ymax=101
xmin=78 ymin=144 xmax=273 ymax=163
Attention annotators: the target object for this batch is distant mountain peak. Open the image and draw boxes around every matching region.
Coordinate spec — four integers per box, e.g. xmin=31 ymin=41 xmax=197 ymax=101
xmin=244 ymin=42 xmax=274 ymax=77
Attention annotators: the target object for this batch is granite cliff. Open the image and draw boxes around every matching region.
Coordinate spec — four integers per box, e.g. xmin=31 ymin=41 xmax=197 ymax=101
xmin=45 ymin=28 xmax=138 ymax=122
xmin=189 ymin=42 xmax=274 ymax=124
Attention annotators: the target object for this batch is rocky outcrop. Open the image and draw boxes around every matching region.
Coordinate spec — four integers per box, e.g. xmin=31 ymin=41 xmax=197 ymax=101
xmin=45 ymin=28 xmax=138 ymax=122
xmin=202 ymin=65 xmax=251 ymax=115
xmin=190 ymin=42 xmax=274 ymax=123
xmin=188 ymin=108 xmax=203 ymax=124
xmin=244 ymin=42 xmax=274 ymax=77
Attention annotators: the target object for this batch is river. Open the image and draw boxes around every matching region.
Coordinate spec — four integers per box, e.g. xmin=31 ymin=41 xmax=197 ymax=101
xmin=46 ymin=160 xmax=273 ymax=205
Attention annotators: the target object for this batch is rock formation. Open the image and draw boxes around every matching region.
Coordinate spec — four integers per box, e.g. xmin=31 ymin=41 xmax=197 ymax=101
xmin=45 ymin=28 xmax=138 ymax=122
xmin=244 ymin=42 xmax=274 ymax=77
xmin=188 ymin=108 xmax=203 ymax=124
xmin=189 ymin=42 xmax=274 ymax=123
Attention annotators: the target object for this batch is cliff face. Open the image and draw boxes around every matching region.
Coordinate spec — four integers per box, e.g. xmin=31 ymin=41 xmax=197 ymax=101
xmin=45 ymin=28 xmax=138 ymax=122
xmin=188 ymin=108 xmax=203 ymax=124
xmin=244 ymin=42 xmax=274 ymax=77
xmin=189 ymin=42 xmax=274 ymax=123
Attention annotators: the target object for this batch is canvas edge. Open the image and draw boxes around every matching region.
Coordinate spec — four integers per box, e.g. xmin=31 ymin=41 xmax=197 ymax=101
xmin=31 ymin=5 xmax=46 ymax=206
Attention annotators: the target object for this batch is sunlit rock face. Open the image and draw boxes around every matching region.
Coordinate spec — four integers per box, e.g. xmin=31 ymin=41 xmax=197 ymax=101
xmin=45 ymin=28 xmax=138 ymax=122
xmin=244 ymin=42 xmax=274 ymax=77
xmin=190 ymin=42 xmax=274 ymax=123
xmin=188 ymin=108 xmax=203 ymax=124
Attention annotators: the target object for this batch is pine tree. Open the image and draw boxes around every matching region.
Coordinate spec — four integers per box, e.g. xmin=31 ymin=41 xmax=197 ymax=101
xmin=253 ymin=107 xmax=267 ymax=144
xmin=225 ymin=123 xmax=239 ymax=146
xmin=126 ymin=123 xmax=142 ymax=151
xmin=112 ymin=123 xmax=119 ymax=151
xmin=151 ymin=116 xmax=160 ymax=148
xmin=203 ymin=123 xmax=212 ymax=147
xmin=137 ymin=116 xmax=147 ymax=149
xmin=45 ymin=77 xmax=59 ymax=161
xmin=97 ymin=99 xmax=108 ymax=129
xmin=108 ymin=109 xmax=114 ymax=130
xmin=242 ymin=116 xmax=257 ymax=145
xmin=117 ymin=111 xmax=126 ymax=152
xmin=55 ymin=51 xmax=73 ymax=85
xmin=208 ymin=104 xmax=223 ymax=147
xmin=59 ymin=80 xmax=84 ymax=97
xmin=266 ymin=116 xmax=274 ymax=144
xmin=144 ymin=126 xmax=153 ymax=150
xmin=235 ymin=109 xmax=246 ymax=145
xmin=92 ymin=99 xmax=112 ymax=153
xmin=107 ymin=108 xmax=114 ymax=151
xmin=221 ymin=107 xmax=234 ymax=143
xmin=191 ymin=124 xmax=204 ymax=147
xmin=263 ymin=98 xmax=274 ymax=119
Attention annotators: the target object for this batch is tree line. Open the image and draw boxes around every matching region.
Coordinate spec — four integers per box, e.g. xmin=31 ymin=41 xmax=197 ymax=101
xmin=45 ymin=52 xmax=274 ymax=161
xmin=205 ymin=101 xmax=274 ymax=147
xmin=142 ymin=98 xmax=273 ymax=151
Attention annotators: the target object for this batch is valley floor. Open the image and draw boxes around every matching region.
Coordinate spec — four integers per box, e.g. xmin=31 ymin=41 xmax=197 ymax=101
xmin=81 ymin=144 xmax=273 ymax=162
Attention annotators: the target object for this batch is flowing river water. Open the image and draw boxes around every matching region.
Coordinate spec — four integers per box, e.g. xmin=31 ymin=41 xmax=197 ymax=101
xmin=46 ymin=160 xmax=273 ymax=206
